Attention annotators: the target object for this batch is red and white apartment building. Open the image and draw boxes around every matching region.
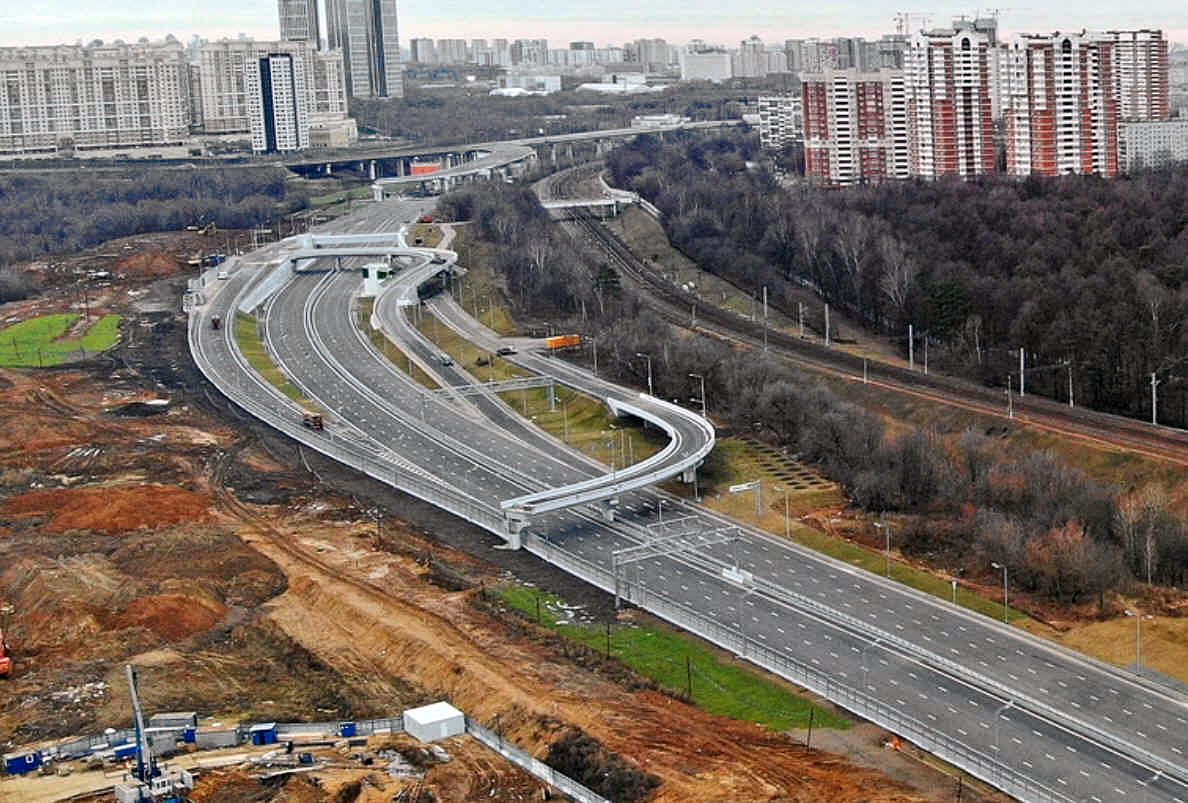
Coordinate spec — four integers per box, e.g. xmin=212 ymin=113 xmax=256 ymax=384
xmin=791 ymin=23 xmax=1167 ymax=184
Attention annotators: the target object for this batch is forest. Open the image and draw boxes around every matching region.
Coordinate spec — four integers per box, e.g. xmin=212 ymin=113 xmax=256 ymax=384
xmin=607 ymin=132 xmax=1188 ymax=427
xmin=437 ymin=179 xmax=1188 ymax=606
xmin=0 ymin=167 xmax=303 ymax=265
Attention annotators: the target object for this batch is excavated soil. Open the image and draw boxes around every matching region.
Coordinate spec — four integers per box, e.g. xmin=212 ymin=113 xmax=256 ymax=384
xmin=2 ymin=484 xmax=214 ymax=534
xmin=0 ymin=228 xmax=1010 ymax=802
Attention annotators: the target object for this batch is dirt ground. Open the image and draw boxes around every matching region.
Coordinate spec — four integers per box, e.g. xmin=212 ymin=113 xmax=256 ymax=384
xmin=0 ymin=229 xmax=1014 ymax=802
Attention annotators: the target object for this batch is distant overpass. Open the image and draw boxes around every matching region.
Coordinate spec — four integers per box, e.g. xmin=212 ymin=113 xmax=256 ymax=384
xmin=279 ymin=120 xmax=740 ymax=197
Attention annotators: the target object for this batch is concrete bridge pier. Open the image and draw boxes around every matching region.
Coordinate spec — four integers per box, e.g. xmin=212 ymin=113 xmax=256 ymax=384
xmin=325 ymin=163 xmax=332 ymax=175
xmin=373 ymin=184 xmax=383 ymax=202
xmin=369 ymin=160 xmax=377 ymax=180
xmin=550 ymin=143 xmax=558 ymax=163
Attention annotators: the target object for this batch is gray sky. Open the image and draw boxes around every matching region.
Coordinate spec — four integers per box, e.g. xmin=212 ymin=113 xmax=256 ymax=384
xmin=4 ymin=1 xmax=1187 ymax=48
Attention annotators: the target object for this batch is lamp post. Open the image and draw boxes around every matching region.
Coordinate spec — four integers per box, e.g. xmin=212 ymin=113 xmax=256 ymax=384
xmin=874 ymin=520 xmax=891 ymax=577
xmin=1126 ymin=609 xmax=1150 ymax=672
xmin=991 ymin=561 xmax=1009 ymax=623
xmin=689 ymin=373 xmax=707 ymax=418
xmin=636 ymin=352 xmax=653 ymax=396
xmin=774 ymin=485 xmax=790 ymax=538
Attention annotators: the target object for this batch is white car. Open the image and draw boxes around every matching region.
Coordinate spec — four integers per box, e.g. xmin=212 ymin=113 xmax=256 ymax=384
xmin=217 ymin=270 xmax=229 ymax=280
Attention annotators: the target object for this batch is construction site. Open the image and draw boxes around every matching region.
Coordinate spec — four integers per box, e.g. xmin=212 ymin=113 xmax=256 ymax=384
xmin=0 ymin=226 xmax=1018 ymax=803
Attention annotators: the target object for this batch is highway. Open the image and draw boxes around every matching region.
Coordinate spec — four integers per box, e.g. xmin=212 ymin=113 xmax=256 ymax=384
xmin=190 ymin=197 xmax=1188 ymax=803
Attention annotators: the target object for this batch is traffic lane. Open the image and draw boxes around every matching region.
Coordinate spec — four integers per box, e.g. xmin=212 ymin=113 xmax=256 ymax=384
xmin=264 ymin=271 xmax=533 ymax=502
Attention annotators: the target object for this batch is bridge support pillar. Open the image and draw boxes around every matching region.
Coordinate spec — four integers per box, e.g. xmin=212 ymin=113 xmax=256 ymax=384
xmin=550 ymin=144 xmax=557 ymax=163
xmin=504 ymin=513 xmax=526 ymax=550
xmin=369 ymin=160 xmax=376 ymax=180
xmin=566 ymin=143 xmax=574 ymax=161
xmin=397 ymin=159 xmax=405 ymax=177
xmin=372 ymin=184 xmax=383 ymax=202
xmin=682 ymin=465 xmax=697 ymax=484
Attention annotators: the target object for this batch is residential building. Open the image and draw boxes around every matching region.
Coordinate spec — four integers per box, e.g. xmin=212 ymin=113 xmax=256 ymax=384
xmin=800 ymin=69 xmax=909 ymax=185
xmin=757 ymin=94 xmax=803 ymax=150
xmin=326 ymin=0 xmax=402 ymax=97
xmin=1118 ymin=118 xmax=1188 ymax=170
xmin=501 ymin=73 xmax=562 ymax=94
xmin=1001 ymin=32 xmax=1119 ymax=177
xmin=735 ymin=36 xmax=767 ymax=78
xmin=1110 ymin=29 xmax=1168 ymax=121
xmin=904 ymin=27 xmax=997 ymax=179
xmin=277 ymin=0 xmax=319 ymax=45
xmin=198 ymin=39 xmax=349 ymax=150
xmin=409 ymin=37 xmax=435 ymax=63
xmin=436 ymin=38 xmax=467 ymax=64
xmin=247 ymin=50 xmax=308 ymax=152
xmin=680 ymin=45 xmax=732 ymax=82
xmin=0 ymin=39 xmax=191 ymax=155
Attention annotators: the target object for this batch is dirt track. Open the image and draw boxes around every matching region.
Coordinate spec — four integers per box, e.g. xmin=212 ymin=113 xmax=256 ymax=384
xmin=0 ymin=230 xmax=1011 ymax=802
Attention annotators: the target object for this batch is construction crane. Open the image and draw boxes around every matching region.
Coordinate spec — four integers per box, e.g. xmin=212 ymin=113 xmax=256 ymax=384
xmin=125 ymin=664 xmax=157 ymax=793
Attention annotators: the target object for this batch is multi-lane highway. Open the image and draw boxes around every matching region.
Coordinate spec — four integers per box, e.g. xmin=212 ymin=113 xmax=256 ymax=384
xmin=190 ymin=197 xmax=1188 ymax=803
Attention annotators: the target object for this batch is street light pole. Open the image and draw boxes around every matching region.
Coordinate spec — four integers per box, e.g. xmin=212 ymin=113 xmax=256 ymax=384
xmin=636 ymin=352 xmax=653 ymax=396
xmin=1126 ymin=609 xmax=1145 ymax=672
xmin=689 ymin=372 xmax=707 ymax=418
xmin=991 ymin=561 xmax=1009 ymax=622
xmin=875 ymin=520 xmax=891 ymax=577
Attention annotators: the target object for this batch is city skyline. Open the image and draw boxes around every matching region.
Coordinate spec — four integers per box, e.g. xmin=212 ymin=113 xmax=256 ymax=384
xmin=7 ymin=1 xmax=1188 ymax=50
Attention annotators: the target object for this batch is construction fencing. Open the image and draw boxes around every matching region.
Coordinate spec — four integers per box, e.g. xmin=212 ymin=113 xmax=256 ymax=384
xmin=464 ymin=717 xmax=610 ymax=803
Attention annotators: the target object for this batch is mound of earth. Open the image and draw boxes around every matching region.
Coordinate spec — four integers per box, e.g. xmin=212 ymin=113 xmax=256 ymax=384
xmin=115 ymin=251 xmax=184 ymax=279
xmin=105 ymin=593 xmax=228 ymax=640
xmin=2 ymin=484 xmax=213 ymax=533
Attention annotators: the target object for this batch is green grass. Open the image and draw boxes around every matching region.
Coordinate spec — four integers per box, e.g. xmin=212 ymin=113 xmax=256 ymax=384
xmin=309 ymin=184 xmax=373 ymax=206
xmin=234 ymin=312 xmax=317 ymax=408
xmin=0 ymin=313 xmax=121 ymax=367
xmin=497 ymin=584 xmax=849 ymax=731
xmin=357 ymin=299 xmax=439 ymax=389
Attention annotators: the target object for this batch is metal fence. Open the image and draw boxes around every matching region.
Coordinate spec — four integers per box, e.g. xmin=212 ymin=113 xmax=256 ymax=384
xmin=521 ymin=532 xmax=1080 ymax=803
xmin=465 ymin=716 xmax=610 ymax=803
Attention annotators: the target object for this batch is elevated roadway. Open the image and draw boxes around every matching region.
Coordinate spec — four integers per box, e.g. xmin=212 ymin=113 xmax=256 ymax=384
xmin=190 ymin=198 xmax=1188 ymax=803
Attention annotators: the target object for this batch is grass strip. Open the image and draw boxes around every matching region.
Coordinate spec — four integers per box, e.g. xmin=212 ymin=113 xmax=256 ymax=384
xmin=497 ymin=584 xmax=849 ymax=731
xmin=233 ymin=312 xmax=317 ymax=408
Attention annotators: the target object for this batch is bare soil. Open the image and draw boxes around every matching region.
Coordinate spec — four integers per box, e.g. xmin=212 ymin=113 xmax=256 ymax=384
xmin=0 ymin=229 xmax=1014 ymax=802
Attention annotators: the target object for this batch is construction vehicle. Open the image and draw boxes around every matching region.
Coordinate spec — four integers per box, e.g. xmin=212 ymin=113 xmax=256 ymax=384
xmin=210 ymin=314 xmax=221 ymax=331
xmin=544 ymin=334 xmax=581 ymax=350
xmin=302 ymin=411 xmax=324 ymax=431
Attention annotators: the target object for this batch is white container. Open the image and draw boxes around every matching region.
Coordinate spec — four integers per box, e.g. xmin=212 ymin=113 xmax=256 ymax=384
xmin=403 ymin=702 xmax=464 ymax=743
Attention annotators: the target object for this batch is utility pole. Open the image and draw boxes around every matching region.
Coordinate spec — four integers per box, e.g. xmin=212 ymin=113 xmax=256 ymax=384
xmin=1019 ymin=348 xmax=1025 ymax=396
xmin=1067 ymin=360 xmax=1074 ymax=408
xmin=1151 ymin=372 xmax=1160 ymax=425
xmin=824 ymin=304 xmax=831 ymax=347
xmin=762 ymin=286 xmax=768 ymax=353
xmin=636 ymin=352 xmax=653 ymax=396
xmin=908 ymin=324 xmax=914 ymax=371
xmin=798 ymin=302 xmax=805 ymax=338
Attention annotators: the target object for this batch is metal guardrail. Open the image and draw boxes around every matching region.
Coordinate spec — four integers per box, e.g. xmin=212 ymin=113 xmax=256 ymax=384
xmin=465 ymin=717 xmax=611 ymax=803
xmin=520 ymin=532 xmax=1079 ymax=803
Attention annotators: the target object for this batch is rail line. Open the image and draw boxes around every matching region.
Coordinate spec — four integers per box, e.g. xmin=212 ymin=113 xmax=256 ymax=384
xmin=555 ymin=193 xmax=1188 ymax=467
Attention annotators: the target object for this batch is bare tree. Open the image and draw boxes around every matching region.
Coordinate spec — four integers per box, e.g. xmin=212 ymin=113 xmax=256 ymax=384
xmin=877 ymin=234 xmax=918 ymax=323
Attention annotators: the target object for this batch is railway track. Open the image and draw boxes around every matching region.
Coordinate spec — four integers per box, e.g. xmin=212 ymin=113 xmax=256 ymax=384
xmin=553 ymin=188 xmax=1188 ymax=467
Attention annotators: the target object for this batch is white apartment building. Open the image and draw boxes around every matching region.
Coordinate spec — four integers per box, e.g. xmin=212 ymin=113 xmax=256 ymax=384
xmin=1110 ymin=29 xmax=1168 ymax=121
xmin=756 ymin=95 xmax=803 ymax=150
xmin=0 ymin=39 xmax=190 ymax=155
xmin=1118 ymin=119 xmax=1188 ymax=171
xmin=680 ymin=47 xmax=732 ymax=82
xmin=247 ymin=51 xmax=309 ymax=152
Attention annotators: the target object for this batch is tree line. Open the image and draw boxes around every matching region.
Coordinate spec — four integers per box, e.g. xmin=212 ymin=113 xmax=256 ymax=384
xmin=437 ymin=178 xmax=1188 ymax=605
xmin=0 ymin=167 xmax=304 ymax=265
xmin=607 ymin=132 xmax=1188 ymax=427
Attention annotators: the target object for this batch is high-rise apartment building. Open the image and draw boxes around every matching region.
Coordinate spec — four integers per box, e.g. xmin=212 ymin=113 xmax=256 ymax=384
xmin=757 ymin=95 xmax=803 ymax=150
xmin=277 ymin=0 xmax=320 ymax=44
xmin=1001 ymin=32 xmax=1119 ymax=177
xmin=409 ymin=38 xmax=435 ymax=64
xmin=0 ymin=39 xmax=190 ymax=155
xmin=199 ymin=39 xmax=348 ymax=149
xmin=436 ymin=39 xmax=468 ymax=64
xmin=1109 ymin=29 xmax=1168 ymax=121
xmin=248 ymin=51 xmax=308 ymax=152
xmin=904 ymin=27 xmax=996 ymax=179
xmin=326 ymin=0 xmax=402 ymax=97
xmin=800 ymin=69 xmax=909 ymax=185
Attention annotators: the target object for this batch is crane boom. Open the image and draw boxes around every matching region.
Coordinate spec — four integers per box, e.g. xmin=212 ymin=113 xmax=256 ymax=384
xmin=125 ymin=664 xmax=151 ymax=784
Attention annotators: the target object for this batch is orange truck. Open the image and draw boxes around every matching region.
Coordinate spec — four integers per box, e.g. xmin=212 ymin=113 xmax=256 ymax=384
xmin=0 ymin=629 xmax=11 ymax=677
xmin=544 ymin=334 xmax=581 ymax=350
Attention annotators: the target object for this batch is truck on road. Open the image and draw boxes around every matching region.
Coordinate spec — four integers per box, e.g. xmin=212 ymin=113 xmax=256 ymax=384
xmin=302 ymin=411 xmax=324 ymax=431
xmin=544 ymin=334 xmax=581 ymax=350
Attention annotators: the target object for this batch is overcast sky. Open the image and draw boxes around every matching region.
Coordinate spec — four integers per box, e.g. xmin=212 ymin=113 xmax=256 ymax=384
xmin=4 ymin=1 xmax=1188 ymax=49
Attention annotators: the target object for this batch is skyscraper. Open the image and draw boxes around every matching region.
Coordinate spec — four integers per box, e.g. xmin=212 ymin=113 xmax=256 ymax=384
xmin=326 ymin=0 xmax=403 ymax=98
xmin=278 ymin=0 xmax=320 ymax=45
xmin=1109 ymin=29 xmax=1168 ymax=121
xmin=249 ymin=51 xmax=309 ymax=152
